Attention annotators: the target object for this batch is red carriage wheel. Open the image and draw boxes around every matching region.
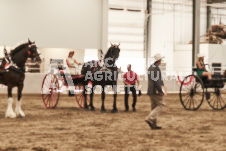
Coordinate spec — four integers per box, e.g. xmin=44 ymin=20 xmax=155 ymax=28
xmin=74 ymin=85 xmax=90 ymax=108
xmin=41 ymin=73 xmax=60 ymax=109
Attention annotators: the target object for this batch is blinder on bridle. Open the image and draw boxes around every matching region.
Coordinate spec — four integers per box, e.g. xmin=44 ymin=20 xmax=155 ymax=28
xmin=27 ymin=44 xmax=41 ymax=62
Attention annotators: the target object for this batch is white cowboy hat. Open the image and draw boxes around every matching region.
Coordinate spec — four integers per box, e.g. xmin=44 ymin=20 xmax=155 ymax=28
xmin=197 ymin=53 xmax=205 ymax=58
xmin=154 ymin=53 xmax=165 ymax=61
xmin=127 ymin=64 xmax=131 ymax=68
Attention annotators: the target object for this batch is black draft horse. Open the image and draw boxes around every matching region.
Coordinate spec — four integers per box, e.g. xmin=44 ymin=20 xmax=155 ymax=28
xmin=81 ymin=44 xmax=120 ymax=113
xmin=0 ymin=39 xmax=42 ymax=118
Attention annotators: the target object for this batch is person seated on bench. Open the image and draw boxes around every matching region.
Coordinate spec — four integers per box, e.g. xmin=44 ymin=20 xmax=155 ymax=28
xmin=196 ymin=54 xmax=213 ymax=80
xmin=66 ymin=51 xmax=82 ymax=76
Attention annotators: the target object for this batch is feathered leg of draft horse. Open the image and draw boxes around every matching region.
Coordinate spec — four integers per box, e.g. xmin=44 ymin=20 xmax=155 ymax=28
xmin=15 ymin=83 xmax=25 ymax=117
xmin=5 ymin=76 xmax=25 ymax=118
xmin=5 ymin=85 xmax=16 ymax=118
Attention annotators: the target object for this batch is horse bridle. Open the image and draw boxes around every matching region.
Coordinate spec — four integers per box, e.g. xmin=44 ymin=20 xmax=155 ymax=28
xmin=27 ymin=44 xmax=40 ymax=61
xmin=27 ymin=47 xmax=31 ymax=56
xmin=27 ymin=44 xmax=36 ymax=56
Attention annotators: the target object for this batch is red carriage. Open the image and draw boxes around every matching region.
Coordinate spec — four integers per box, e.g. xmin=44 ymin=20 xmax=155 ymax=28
xmin=41 ymin=68 xmax=90 ymax=109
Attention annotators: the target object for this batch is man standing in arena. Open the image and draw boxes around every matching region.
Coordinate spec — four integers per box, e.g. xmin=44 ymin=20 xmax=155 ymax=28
xmin=123 ymin=64 xmax=140 ymax=112
xmin=145 ymin=54 xmax=165 ymax=130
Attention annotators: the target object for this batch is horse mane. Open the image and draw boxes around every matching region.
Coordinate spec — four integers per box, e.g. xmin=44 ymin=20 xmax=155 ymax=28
xmin=10 ymin=42 xmax=29 ymax=56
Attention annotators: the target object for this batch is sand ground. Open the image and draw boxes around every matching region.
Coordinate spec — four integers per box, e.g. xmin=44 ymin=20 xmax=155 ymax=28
xmin=0 ymin=94 xmax=225 ymax=151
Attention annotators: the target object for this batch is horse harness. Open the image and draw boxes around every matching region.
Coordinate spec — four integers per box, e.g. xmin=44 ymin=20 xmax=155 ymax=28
xmin=0 ymin=48 xmax=29 ymax=74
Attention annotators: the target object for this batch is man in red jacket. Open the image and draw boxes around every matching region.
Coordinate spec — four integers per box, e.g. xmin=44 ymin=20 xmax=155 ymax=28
xmin=123 ymin=64 xmax=140 ymax=112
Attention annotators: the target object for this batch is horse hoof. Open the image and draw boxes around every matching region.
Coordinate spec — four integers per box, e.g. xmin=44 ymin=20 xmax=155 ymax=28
xmin=101 ymin=109 xmax=107 ymax=113
xmin=84 ymin=106 xmax=89 ymax=111
xmin=16 ymin=111 xmax=25 ymax=117
xmin=5 ymin=111 xmax=16 ymax=118
xmin=91 ymin=106 xmax=95 ymax=111
xmin=15 ymin=109 xmax=25 ymax=117
xmin=111 ymin=109 xmax=118 ymax=113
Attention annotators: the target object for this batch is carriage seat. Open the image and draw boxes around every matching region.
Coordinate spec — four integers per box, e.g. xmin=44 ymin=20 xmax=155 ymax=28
xmin=192 ymin=68 xmax=224 ymax=88
xmin=192 ymin=68 xmax=197 ymax=72
xmin=193 ymin=68 xmax=209 ymax=86
xmin=57 ymin=70 xmax=85 ymax=80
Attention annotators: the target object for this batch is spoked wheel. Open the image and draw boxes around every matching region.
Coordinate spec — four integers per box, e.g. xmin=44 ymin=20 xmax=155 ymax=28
xmin=74 ymin=85 xmax=90 ymax=108
xmin=41 ymin=73 xmax=60 ymax=109
xmin=207 ymin=87 xmax=226 ymax=110
xmin=179 ymin=75 xmax=204 ymax=110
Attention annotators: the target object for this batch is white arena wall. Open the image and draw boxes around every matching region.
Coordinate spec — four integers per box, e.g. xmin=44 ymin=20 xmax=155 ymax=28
xmin=174 ymin=43 xmax=226 ymax=75
xmin=0 ymin=0 xmax=107 ymax=50
xmin=148 ymin=1 xmax=207 ymax=69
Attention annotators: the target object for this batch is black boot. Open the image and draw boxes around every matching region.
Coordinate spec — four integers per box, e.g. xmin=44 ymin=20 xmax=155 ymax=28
xmin=153 ymin=119 xmax=162 ymax=129
xmin=145 ymin=119 xmax=162 ymax=130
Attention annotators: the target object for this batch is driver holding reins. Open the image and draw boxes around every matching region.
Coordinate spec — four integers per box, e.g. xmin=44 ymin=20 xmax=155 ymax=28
xmin=196 ymin=54 xmax=213 ymax=80
xmin=66 ymin=51 xmax=82 ymax=75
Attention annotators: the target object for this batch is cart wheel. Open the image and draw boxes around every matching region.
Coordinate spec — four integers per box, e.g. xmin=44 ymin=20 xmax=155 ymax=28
xmin=41 ymin=73 xmax=60 ymax=109
xmin=75 ymin=85 xmax=90 ymax=108
xmin=179 ymin=75 xmax=204 ymax=110
xmin=207 ymin=88 xmax=226 ymax=110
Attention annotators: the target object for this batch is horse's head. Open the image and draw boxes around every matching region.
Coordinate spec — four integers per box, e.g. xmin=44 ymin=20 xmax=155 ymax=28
xmin=111 ymin=43 xmax=120 ymax=60
xmin=27 ymin=39 xmax=42 ymax=63
xmin=105 ymin=43 xmax=120 ymax=61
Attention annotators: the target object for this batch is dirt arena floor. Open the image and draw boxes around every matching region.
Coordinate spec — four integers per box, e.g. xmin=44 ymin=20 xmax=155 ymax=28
xmin=0 ymin=94 xmax=225 ymax=151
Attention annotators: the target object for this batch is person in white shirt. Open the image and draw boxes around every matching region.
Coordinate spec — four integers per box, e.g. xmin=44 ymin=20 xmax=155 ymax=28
xmin=66 ymin=51 xmax=82 ymax=75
